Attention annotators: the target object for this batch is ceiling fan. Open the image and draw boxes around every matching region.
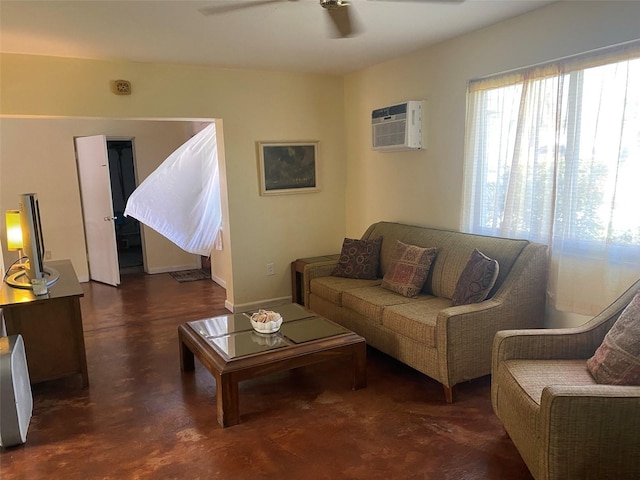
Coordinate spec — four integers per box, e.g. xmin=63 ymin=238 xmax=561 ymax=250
xmin=199 ymin=0 xmax=454 ymax=39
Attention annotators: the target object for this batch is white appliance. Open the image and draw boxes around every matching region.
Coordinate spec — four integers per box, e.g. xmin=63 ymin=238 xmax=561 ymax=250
xmin=372 ymin=101 xmax=423 ymax=152
xmin=0 ymin=334 xmax=33 ymax=448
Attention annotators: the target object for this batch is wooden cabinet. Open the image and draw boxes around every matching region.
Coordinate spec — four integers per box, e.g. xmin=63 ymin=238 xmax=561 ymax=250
xmin=1 ymin=260 xmax=88 ymax=387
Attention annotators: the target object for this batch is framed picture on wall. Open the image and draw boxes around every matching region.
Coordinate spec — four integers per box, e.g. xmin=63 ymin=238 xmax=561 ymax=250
xmin=257 ymin=141 xmax=319 ymax=196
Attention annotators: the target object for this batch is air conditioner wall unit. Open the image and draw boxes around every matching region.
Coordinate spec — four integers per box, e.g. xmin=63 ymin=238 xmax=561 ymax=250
xmin=372 ymin=100 xmax=423 ymax=152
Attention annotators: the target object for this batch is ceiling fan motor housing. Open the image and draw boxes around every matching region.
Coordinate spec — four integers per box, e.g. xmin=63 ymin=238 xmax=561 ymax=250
xmin=320 ymin=0 xmax=348 ymax=10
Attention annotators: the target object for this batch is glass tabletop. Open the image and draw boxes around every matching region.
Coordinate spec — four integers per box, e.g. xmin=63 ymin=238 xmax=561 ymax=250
xmin=280 ymin=316 xmax=348 ymax=344
xmin=188 ymin=304 xmax=349 ymax=359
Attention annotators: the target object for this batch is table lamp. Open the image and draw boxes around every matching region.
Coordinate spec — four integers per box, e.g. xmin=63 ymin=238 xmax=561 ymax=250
xmin=5 ymin=209 xmax=24 ymax=268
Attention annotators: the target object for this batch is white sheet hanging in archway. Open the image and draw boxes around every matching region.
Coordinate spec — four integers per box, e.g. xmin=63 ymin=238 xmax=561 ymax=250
xmin=124 ymin=123 xmax=221 ymax=256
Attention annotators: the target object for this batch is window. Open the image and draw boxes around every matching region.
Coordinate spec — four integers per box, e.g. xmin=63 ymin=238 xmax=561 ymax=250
xmin=462 ymin=44 xmax=640 ymax=315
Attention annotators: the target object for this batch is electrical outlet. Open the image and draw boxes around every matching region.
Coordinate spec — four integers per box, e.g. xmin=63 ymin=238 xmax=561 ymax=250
xmin=266 ymin=262 xmax=275 ymax=276
xmin=45 ymin=250 xmax=52 ymax=260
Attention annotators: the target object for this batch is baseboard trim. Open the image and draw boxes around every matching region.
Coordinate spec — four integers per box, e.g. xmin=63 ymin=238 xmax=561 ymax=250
xmin=211 ymin=272 xmax=226 ymax=289
xmin=224 ymin=299 xmax=234 ymax=312
xmin=227 ymin=296 xmax=292 ymax=313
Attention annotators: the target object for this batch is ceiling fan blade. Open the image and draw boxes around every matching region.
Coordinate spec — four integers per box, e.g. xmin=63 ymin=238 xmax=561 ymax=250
xmin=367 ymin=0 xmax=464 ymax=3
xmin=326 ymin=6 xmax=357 ymax=38
xmin=199 ymin=0 xmax=285 ymax=16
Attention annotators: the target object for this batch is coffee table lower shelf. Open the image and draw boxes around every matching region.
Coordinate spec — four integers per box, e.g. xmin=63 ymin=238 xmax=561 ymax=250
xmin=179 ymin=321 xmax=366 ymax=428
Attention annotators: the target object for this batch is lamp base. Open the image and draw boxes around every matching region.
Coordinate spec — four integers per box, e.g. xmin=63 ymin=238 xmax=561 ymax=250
xmin=4 ymin=267 xmax=60 ymax=290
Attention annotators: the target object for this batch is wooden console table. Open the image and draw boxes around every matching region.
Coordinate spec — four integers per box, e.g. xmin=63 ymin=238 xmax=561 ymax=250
xmin=290 ymin=254 xmax=339 ymax=305
xmin=0 ymin=259 xmax=89 ymax=387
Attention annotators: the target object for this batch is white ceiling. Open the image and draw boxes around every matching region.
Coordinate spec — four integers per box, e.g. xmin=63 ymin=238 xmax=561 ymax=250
xmin=0 ymin=0 xmax=556 ymax=75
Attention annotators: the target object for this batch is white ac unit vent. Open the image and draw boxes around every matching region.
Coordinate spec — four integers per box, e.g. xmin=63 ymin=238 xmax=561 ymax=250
xmin=372 ymin=101 xmax=422 ymax=152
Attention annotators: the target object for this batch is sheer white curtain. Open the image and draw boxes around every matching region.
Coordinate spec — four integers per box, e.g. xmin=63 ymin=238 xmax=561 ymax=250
xmin=462 ymin=44 xmax=640 ymax=315
xmin=125 ymin=123 xmax=222 ymax=257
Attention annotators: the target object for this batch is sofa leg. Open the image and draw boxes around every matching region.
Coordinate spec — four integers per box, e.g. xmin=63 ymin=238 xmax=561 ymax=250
xmin=443 ymin=385 xmax=454 ymax=403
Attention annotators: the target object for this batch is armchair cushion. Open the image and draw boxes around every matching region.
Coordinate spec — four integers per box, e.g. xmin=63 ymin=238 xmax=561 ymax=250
xmin=587 ymin=291 xmax=640 ymax=386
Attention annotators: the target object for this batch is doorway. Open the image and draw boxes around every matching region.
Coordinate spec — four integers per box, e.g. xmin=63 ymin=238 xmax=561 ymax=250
xmin=107 ymin=140 xmax=144 ymax=275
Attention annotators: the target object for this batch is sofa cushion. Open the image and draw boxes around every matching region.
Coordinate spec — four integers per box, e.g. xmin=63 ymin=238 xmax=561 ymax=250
xmin=382 ymin=297 xmax=452 ymax=348
xmin=381 ymin=241 xmax=437 ymax=298
xmin=342 ymin=286 xmax=422 ymax=324
xmin=451 ymin=249 xmax=499 ymax=306
xmin=587 ymin=291 xmax=640 ymax=385
xmin=310 ymin=276 xmax=382 ymax=306
xmin=331 ymin=236 xmax=382 ymax=280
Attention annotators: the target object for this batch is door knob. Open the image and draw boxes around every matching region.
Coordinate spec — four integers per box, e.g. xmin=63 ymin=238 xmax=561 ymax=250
xmin=104 ymin=216 xmax=116 ymax=221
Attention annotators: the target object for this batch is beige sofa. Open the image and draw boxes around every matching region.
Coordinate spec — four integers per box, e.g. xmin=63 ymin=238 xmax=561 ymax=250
xmin=302 ymin=221 xmax=548 ymax=402
xmin=492 ymin=277 xmax=640 ymax=480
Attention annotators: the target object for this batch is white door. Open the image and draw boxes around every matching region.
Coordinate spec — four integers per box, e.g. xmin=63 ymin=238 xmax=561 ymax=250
xmin=75 ymin=135 xmax=121 ymax=286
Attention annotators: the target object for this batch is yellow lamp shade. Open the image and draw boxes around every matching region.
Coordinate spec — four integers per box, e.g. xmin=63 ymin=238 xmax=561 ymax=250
xmin=6 ymin=210 xmax=23 ymax=251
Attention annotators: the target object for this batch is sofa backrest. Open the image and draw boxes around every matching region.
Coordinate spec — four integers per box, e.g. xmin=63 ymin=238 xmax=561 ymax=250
xmin=361 ymin=221 xmax=530 ymax=299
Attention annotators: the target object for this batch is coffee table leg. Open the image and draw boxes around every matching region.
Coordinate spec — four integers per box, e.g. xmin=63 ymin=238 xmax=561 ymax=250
xmin=352 ymin=342 xmax=367 ymax=390
xmin=216 ymin=372 xmax=240 ymax=427
xmin=179 ymin=337 xmax=195 ymax=372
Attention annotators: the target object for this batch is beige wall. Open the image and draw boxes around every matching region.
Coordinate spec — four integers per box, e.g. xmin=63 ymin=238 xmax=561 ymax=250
xmin=344 ymin=1 xmax=640 ymax=238
xmin=3 ymin=1 xmax=639 ymax=318
xmin=0 ymin=55 xmax=346 ymax=309
xmin=344 ymin=1 xmax=640 ymax=326
xmin=0 ymin=117 xmax=203 ymax=280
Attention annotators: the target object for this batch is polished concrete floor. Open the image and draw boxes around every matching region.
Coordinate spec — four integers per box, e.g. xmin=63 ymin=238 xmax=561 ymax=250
xmin=1 ymin=273 xmax=532 ymax=479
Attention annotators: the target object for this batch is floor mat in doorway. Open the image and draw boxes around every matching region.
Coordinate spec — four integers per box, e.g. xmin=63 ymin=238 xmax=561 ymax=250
xmin=169 ymin=269 xmax=211 ymax=283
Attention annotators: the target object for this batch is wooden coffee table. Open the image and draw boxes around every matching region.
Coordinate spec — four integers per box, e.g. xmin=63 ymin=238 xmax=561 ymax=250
xmin=178 ymin=303 xmax=366 ymax=427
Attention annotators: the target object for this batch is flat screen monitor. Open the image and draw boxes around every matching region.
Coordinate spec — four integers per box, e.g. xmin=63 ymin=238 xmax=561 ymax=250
xmin=19 ymin=193 xmax=45 ymax=281
xmin=4 ymin=193 xmax=59 ymax=290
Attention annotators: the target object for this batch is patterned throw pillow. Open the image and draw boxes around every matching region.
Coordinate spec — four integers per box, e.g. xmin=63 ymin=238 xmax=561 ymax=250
xmin=331 ymin=236 xmax=383 ymax=280
xmin=381 ymin=241 xmax=438 ymax=298
xmin=587 ymin=291 xmax=640 ymax=385
xmin=451 ymin=249 xmax=499 ymax=306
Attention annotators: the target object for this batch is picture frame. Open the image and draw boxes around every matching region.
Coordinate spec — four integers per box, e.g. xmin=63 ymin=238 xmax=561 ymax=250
xmin=257 ymin=141 xmax=319 ymax=196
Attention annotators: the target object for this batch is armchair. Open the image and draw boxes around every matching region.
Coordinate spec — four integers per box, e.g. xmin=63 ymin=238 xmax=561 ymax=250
xmin=491 ymin=278 xmax=640 ymax=480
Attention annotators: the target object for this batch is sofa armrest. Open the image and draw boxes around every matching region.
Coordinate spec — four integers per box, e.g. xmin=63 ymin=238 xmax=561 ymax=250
xmin=539 ymin=385 xmax=640 ymax=479
xmin=302 ymin=260 xmax=339 ymax=307
xmin=433 ymin=242 xmax=549 ymax=388
xmin=436 ymin=299 xmax=509 ymax=386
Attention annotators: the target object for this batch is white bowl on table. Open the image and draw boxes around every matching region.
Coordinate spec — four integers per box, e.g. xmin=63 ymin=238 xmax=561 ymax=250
xmin=250 ymin=310 xmax=283 ymax=334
